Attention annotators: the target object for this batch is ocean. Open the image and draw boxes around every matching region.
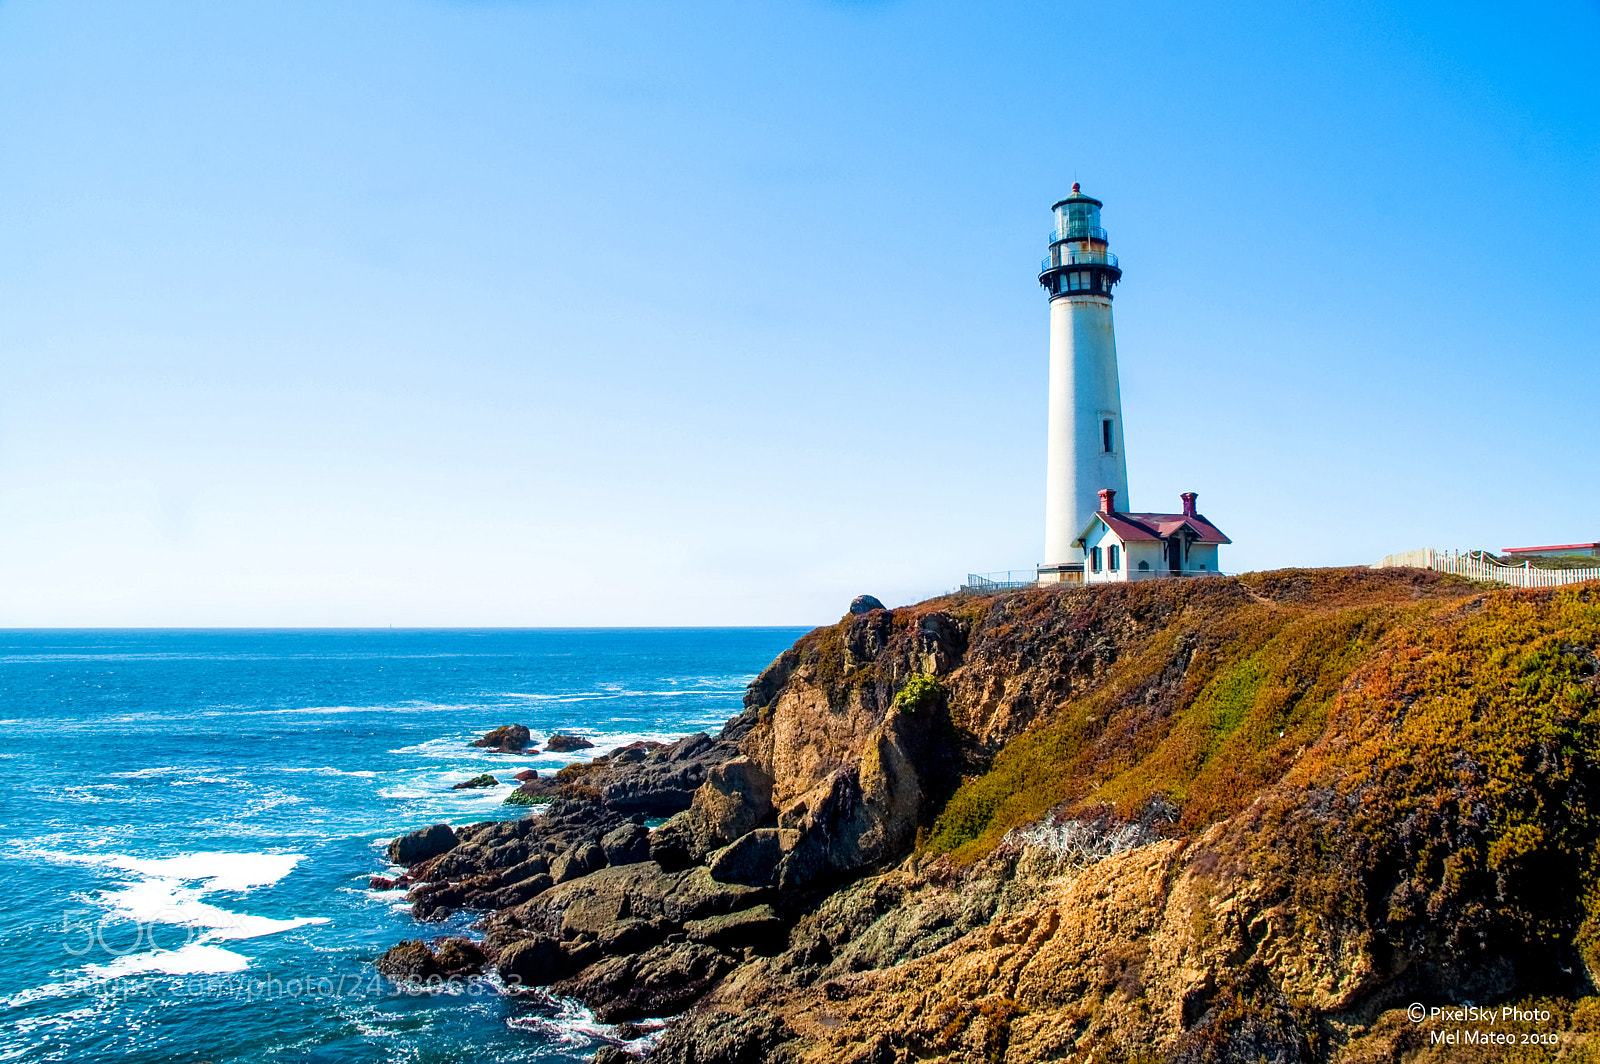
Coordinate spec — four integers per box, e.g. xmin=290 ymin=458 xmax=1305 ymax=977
xmin=0 ymin=627 xmax=808 ymax=1063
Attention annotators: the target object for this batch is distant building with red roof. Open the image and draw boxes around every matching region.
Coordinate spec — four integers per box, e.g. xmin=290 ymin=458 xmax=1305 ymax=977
xmin=1071 ymin=489 xmax=1231 ymax=583
xmin=1502 ymin=542 xmax=1600 ymax=561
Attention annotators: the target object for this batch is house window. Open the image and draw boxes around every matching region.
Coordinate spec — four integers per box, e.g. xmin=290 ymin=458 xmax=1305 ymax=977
xmin=1109 ymin=545 xmax=1120 ymax=571
xmin=1090 ymin=546 xmax=1102 ymax=573
xmin=1102 ymin=418 xmax=1114 ymax=453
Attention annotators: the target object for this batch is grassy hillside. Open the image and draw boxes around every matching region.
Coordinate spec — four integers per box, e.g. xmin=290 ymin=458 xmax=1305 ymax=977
xmin=919 ymin=569 xmax=1503 ymax=862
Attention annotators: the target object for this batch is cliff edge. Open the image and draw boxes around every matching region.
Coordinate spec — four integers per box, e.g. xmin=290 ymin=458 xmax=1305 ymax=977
xmin=382 ymin=568 xmax=1600 ymax=1063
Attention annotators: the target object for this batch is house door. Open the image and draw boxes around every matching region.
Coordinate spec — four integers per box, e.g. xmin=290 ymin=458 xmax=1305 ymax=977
xmin=1167 ymin=537 xmax=1182 ymax=574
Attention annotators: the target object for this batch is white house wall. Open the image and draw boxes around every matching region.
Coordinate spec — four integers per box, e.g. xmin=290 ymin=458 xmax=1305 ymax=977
xmin=1081 ymin=521 xmax=1128 ymax=584
xmin=1187 ymin=542 xmax=1221 ymax=574
xmin=1125 ymin=541 xmax=1164 ymax=580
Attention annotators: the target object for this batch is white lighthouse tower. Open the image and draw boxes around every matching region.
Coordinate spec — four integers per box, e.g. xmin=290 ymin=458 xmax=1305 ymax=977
xmin=1037 ymin=185 xmax=1127 ymax=583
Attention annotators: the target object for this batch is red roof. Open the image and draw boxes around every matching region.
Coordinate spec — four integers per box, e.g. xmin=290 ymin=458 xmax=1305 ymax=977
xmin=1078 ymin=511 xmax=1232 ymax=546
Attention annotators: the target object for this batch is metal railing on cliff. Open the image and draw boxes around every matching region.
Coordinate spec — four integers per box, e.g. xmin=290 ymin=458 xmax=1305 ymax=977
xmin=961 ymin=570 xmax=1039 ymax=593
xmin=1374 ymin=548 xmax=1600 ymax=588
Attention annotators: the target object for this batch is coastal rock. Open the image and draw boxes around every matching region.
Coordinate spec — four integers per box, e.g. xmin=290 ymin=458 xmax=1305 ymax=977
xmin=657 ymin=867 xmax=767 ymax=925
xmin=849 ymin=594 xmax=886 ymax=615
xmin=451 ymin=774 xmax=498 ymax=790
xmin=648 ymin=814 xmax=698 ymax=870
xmin=387 ymin=823 xmax=457 ymax=866
xmin=470 ymin=724 xmax=533 ymax=753
xmin=550 ymin=940 xmax=739 ymax=1023
xmin=600 ymin=822 xmax=651 ymax=866
xmin=550 ymin=840 xmax=607 ymax=884
xmin=684 ymin=756 xmax=774 ymax=854
xmin=431 ymin=937 xmax=486 ymax=975
xmin=476 ymin=873 xmax=554 ymax=911
xmin=501 ymin=855 xmax=549 ymax=883
xmin=514 ymin=769 xmax=538 ymax=782
xmin=707 ymin=828 xmax=797 ymax=888
xmin=509 ymin=711 xmax=758 ymax=817
xmin=683 ymin=903 xmax=786 ymax=953
xmin=399 ymin=798 xmax=624 ymax=921
xmin=606 ymin=740 xmax=660 ymax=763
xmin=496 ymin=933 xmax=565 ymax=990
xmin=374 ymin=936 xmax=484 ymax=982
xmin=546 ymin=732 xmax=595 ymax=753
xmin=596 ymin=916 xmax=672 ymax=956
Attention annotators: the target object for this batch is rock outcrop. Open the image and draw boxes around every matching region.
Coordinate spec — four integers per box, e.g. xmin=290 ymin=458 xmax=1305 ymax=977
xmin=505 ymin=712 xmax=759 ymax=816
xmin=375 ymin=936 xmax=485 ymax=982
xmin=452 ymin=774 xmax=498 ymax=789
xmin=850 ymin=594 xmax=886 ymax=615
xmin=375 ymin=571 xmax=1600 ymax=1063
xmin=387 ymin=822 xmax=457 ymax=865
xmin=546 ymin=732 xmax=596 ymax=753
xmin=471 ymin=724 xmax=534 ymax=753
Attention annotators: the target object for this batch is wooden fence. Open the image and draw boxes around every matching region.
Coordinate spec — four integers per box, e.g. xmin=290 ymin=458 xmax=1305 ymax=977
xmin=1374 ymin=548 xmax=1600 ymax=588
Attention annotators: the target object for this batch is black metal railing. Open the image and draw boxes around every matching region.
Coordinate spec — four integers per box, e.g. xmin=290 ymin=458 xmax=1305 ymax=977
xmin=1040 ymin=250 xmax=1119 ymax=273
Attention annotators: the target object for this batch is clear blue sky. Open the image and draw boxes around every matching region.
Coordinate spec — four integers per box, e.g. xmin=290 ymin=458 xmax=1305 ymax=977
xmin=1 ymin=0 xmax=1596 ymax=626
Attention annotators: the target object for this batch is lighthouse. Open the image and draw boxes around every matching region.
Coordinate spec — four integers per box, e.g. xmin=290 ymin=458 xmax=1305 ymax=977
xmin=1037 ymin=185 xmax=1127 ymax=582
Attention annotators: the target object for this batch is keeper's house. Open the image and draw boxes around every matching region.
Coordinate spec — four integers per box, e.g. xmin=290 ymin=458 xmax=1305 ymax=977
xmin=1074 ymin=489 xmax=1231 ymax=584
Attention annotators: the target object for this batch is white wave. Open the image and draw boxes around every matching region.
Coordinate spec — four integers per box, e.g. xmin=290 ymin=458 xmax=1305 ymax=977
xmin=105 ymin=851 xmax=303 ymax=891
xmin=85 ymin=855 xmax=332 ymax=946
xmin=107 ymin=766 xmax=185 ymax=780
xmin=387 ymin=737 xmax=470 ymax=756
xmin=507 ymin=996 xmax=667 ymax=1051
xmin=278 ymin=767 xmax=378 ymax=777
xmin=87 ymin=943 xmax=250 ymax=976
xmin=18 ymin=848 xmax=330 ymax=989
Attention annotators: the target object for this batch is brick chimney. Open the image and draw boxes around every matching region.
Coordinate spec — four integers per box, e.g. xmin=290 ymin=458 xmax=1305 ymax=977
xmin=1099 ymin=488 xmax=1117 ymax=514
xmin=1180 ymin=492 xmax=1198 ymax=517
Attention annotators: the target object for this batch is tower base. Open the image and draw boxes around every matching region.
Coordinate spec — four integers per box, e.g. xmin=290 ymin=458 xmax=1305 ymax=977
xmin=1036 ymin=562 xmax=1084 ymax=586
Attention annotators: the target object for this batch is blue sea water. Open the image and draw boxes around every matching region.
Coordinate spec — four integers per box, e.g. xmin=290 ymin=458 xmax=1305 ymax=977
xmin=0 ymin=628 xmax=807 ymax=1064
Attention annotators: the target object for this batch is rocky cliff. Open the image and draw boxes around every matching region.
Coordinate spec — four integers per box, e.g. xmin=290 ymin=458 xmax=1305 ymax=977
xmin=379 ymin=569 xmax=1600 ymax=1063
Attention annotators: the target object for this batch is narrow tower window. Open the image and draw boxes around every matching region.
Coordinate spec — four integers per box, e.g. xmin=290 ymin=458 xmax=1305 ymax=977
xmin=1102 ymin=418 xmax=1114 ymax=453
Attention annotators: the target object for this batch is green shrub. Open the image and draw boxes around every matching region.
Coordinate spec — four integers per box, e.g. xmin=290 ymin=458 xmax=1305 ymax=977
xmin=893 ymin=673 xmax=945 ymax=713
